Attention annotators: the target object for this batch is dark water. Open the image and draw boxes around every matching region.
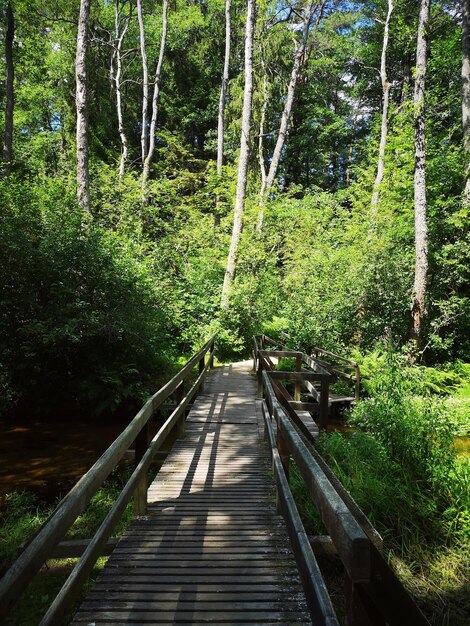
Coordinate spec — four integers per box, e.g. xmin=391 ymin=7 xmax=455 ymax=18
xmin=0 ymin=417 xmax=129 ymax=504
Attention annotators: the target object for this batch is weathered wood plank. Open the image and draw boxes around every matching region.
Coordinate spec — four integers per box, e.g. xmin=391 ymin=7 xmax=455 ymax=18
xmin=71 ymin=362 xmax=312 ymax=625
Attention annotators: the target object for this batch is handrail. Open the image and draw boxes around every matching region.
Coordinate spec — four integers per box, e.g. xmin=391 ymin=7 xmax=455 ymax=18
xmin=261 ymin=400 xmax=339 ymax=626
xmin=311 ymin=347 xmax=360 ymax=400
xmin=260 ymin=349 xmax=429 ymax=626
xmin=255 ymin=333 xmax=360 ymax=401
xmin=0 ymin=336 xmax=216 ymax=625
xmin=253 ymin=335 xmax=331 ymax=430
xmin=263 ymin=371 xmax=370 ymax=582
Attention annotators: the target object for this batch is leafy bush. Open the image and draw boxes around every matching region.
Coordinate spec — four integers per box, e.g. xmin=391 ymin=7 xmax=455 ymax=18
xmin=0 ymin=179 xmax=174 ymax=418
xmin=351 ymin=343 xmax=456 ymax=496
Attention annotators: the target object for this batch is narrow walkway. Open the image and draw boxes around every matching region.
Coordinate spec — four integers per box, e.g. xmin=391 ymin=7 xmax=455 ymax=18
xmin=72 ymin=362 xmax=311 ymax=625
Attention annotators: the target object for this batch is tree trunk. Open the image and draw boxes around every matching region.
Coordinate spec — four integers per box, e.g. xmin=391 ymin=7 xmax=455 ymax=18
xmin=137 ymin=0 xmax=149 ymax=166
xmin=256 ymin=0 xmax=325 ymax=232
xmin=410 ymin=0 xmax=430 ymax=343
xmin=76 ymin=0 xmax=91 ymax=213
xmin=220 ymin=0 xmax=256 ymax=309
xmin=142 ymin=0 xmax=168 ymax=200
xmin=371 ymin=0 xmax=394 ymax=214
xmin=258 ymin=56 xmax=268 ymax=192
xmin=215 ymin=0 xmax=231 ymax=224
xmin=3 ymin=0 xmax=14 ymax=172
xmin=113 ymin=1 xmax=130 ymax=179
xmin=462 ymin=0 xmax=470 ymax=202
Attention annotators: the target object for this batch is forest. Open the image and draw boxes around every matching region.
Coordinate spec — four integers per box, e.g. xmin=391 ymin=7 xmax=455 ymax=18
xmin=0 ymin=0 xmax=469 ymax=624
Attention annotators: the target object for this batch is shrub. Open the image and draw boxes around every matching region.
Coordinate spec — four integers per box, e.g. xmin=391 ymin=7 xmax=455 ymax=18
xmin=0 ymin=180 xmax=174 ymax=418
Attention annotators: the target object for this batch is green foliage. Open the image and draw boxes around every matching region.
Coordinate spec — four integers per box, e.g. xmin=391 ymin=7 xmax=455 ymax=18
xmin=0 ymin=178 xmax=174 ymax=418
xmin=0 ymin=471 xmax=133 ymax=569
xmin=310 ymin=341 xmax=470 ymax=623
xmin=351 ymin=342 xmax=456 ymax=493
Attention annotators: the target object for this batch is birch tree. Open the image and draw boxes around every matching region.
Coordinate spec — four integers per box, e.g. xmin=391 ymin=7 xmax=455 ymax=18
xmin=220 ymin=0 xmax=256 ymax=309
xmin=462 ymin=0 xmax=470 ymax=203
xmin=137 ymin=0 xmax=149 ymax=167
xmin=2 ymin=0 xmax=14 ymax=172
xmin=142 ymin=0 xmax=168 ymax=199
xmin=76 ymin=0 xmax=91 ymax=213
xmin=370 ymin=0 xmax=394 ymax=214
xmin=410 ymin=0 xmax=430 ymax=343
xmin=112 ymin=0 xmax=131 ymax=179
xmin=256 ymin=0 xmax=326 ymax=232
xmin=215 ymin=0 xmax=231 ymax=223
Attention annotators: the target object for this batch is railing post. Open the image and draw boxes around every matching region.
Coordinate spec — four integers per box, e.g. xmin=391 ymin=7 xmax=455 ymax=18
xmin=133 ymin=422 xmax=149 ymax=516
xmin=276 ymin=423 xmax=290 ymax=514
xmin=198 ymin=354 xmax=205 ymax=394
xmin=345 ymin=573 xmax=379 ymax=626
xmin=252 ymin=337 xmax=257 ymax=373
xmin=319 ymin=375 xmax=329 ymax=431
xmin=277 ymin=425 xmax=290 ymax=479
xmin=176 ymin=381 xmax=186 ymax=438
xmin=354 ymin=364 xmax=360 ymax=401
xmin=295 ymin=352 xmax=302 ymax=401
xmin=257 ymin=355 xmax=264 ymax=399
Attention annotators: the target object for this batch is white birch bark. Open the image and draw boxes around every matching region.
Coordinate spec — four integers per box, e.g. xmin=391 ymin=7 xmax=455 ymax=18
xmin=113 ymin=1 xmax=130 ymax=179
xmin=410 ymin=0 xmax=430 ymax=342
xmin=215 ymin=0 xmax=231 ymax=224
xmin=217 ymin=0 xmax=231 ymax=180
xmin=142 ymin=0 xmax=168 ymax=198
xmin=220 ymin=0 xmax=256 ymax=309
xmin=76 ymin=0 xmax=91 ymax=213
xmin=256 ymin=0 xmax=325 ymax=232
xmin=258 ymin=61 xmax=268 ymax=191
xmin=462 ymin=0 xmax=470 ymax=203
xmin=3 ymin=0 xmax=14 ymax=172
xmin=137 ymin=0 xmax=149 ymax=166
xmin=371 ymin=0 xmax=394 ymax=214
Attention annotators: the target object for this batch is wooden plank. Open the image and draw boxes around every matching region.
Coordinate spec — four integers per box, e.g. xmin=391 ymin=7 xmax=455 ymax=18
xmin=72 ymin=610 xmax=311 ymax=623
xmin=71 ymin=361 xmax=312 ymax=625
xmin=268 ymin=370 xmax=326 ymax=381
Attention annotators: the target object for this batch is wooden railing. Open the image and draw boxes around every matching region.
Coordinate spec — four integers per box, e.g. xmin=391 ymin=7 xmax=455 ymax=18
xmin=280 ymin=332 xmax=361 ymax=401
xmin=310 ymin=346 xmax=360 ymax=401
xmin=259 ymin=341 xmax=429 ymax=626
xmin=0 ymin=336 xmax=216 ymax=626
xmin=253 ymin=334 xmax=331 ymax=431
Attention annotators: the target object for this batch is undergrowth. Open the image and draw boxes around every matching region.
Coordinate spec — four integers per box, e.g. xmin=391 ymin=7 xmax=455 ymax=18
xmin=0 ymin=468 xmax=135 ymax=625
xmin=292 ymin=341 xmax=470 ymax=625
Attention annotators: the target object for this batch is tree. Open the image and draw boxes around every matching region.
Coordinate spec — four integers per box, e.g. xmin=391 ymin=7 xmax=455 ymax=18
xmin=137 ymin=0 xmax=149 ymax=167
xmin=112 ymin=0 xmax=131 ymax=179
xmin=371 ymin=0 xmax=394 ymax=215
xmin=142 ymin=0 xmax=169 ymax=200
xmin=462 ymin=0 xmax=470 ymax=202
xmin=256 ymin=0 xmax=326 ymax=232
xmin=215 ymin=0 xmax=231 ymax=224
xmin=410 ymin=0 xmax=430 ymax=343
xmin=76 ymin=0 xmax=92 ymax=213
xmin=220 ymin=0 xmax=256 ymax=309
xmin=2 ymin=0 xmax=14 ymax=172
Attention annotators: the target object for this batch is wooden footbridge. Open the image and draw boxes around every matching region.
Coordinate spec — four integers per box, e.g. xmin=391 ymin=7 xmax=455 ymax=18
xmin=0 ymin=336 xmax=429 ymax=626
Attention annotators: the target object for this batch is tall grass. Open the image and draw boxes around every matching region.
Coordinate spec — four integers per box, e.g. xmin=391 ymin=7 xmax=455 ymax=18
xmin=294 ymin=341 xmax=469 ymax=625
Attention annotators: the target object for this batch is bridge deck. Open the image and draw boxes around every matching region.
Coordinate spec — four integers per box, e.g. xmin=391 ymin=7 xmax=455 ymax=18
xmin=72 ymin=362 xmax=311 ymax=625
